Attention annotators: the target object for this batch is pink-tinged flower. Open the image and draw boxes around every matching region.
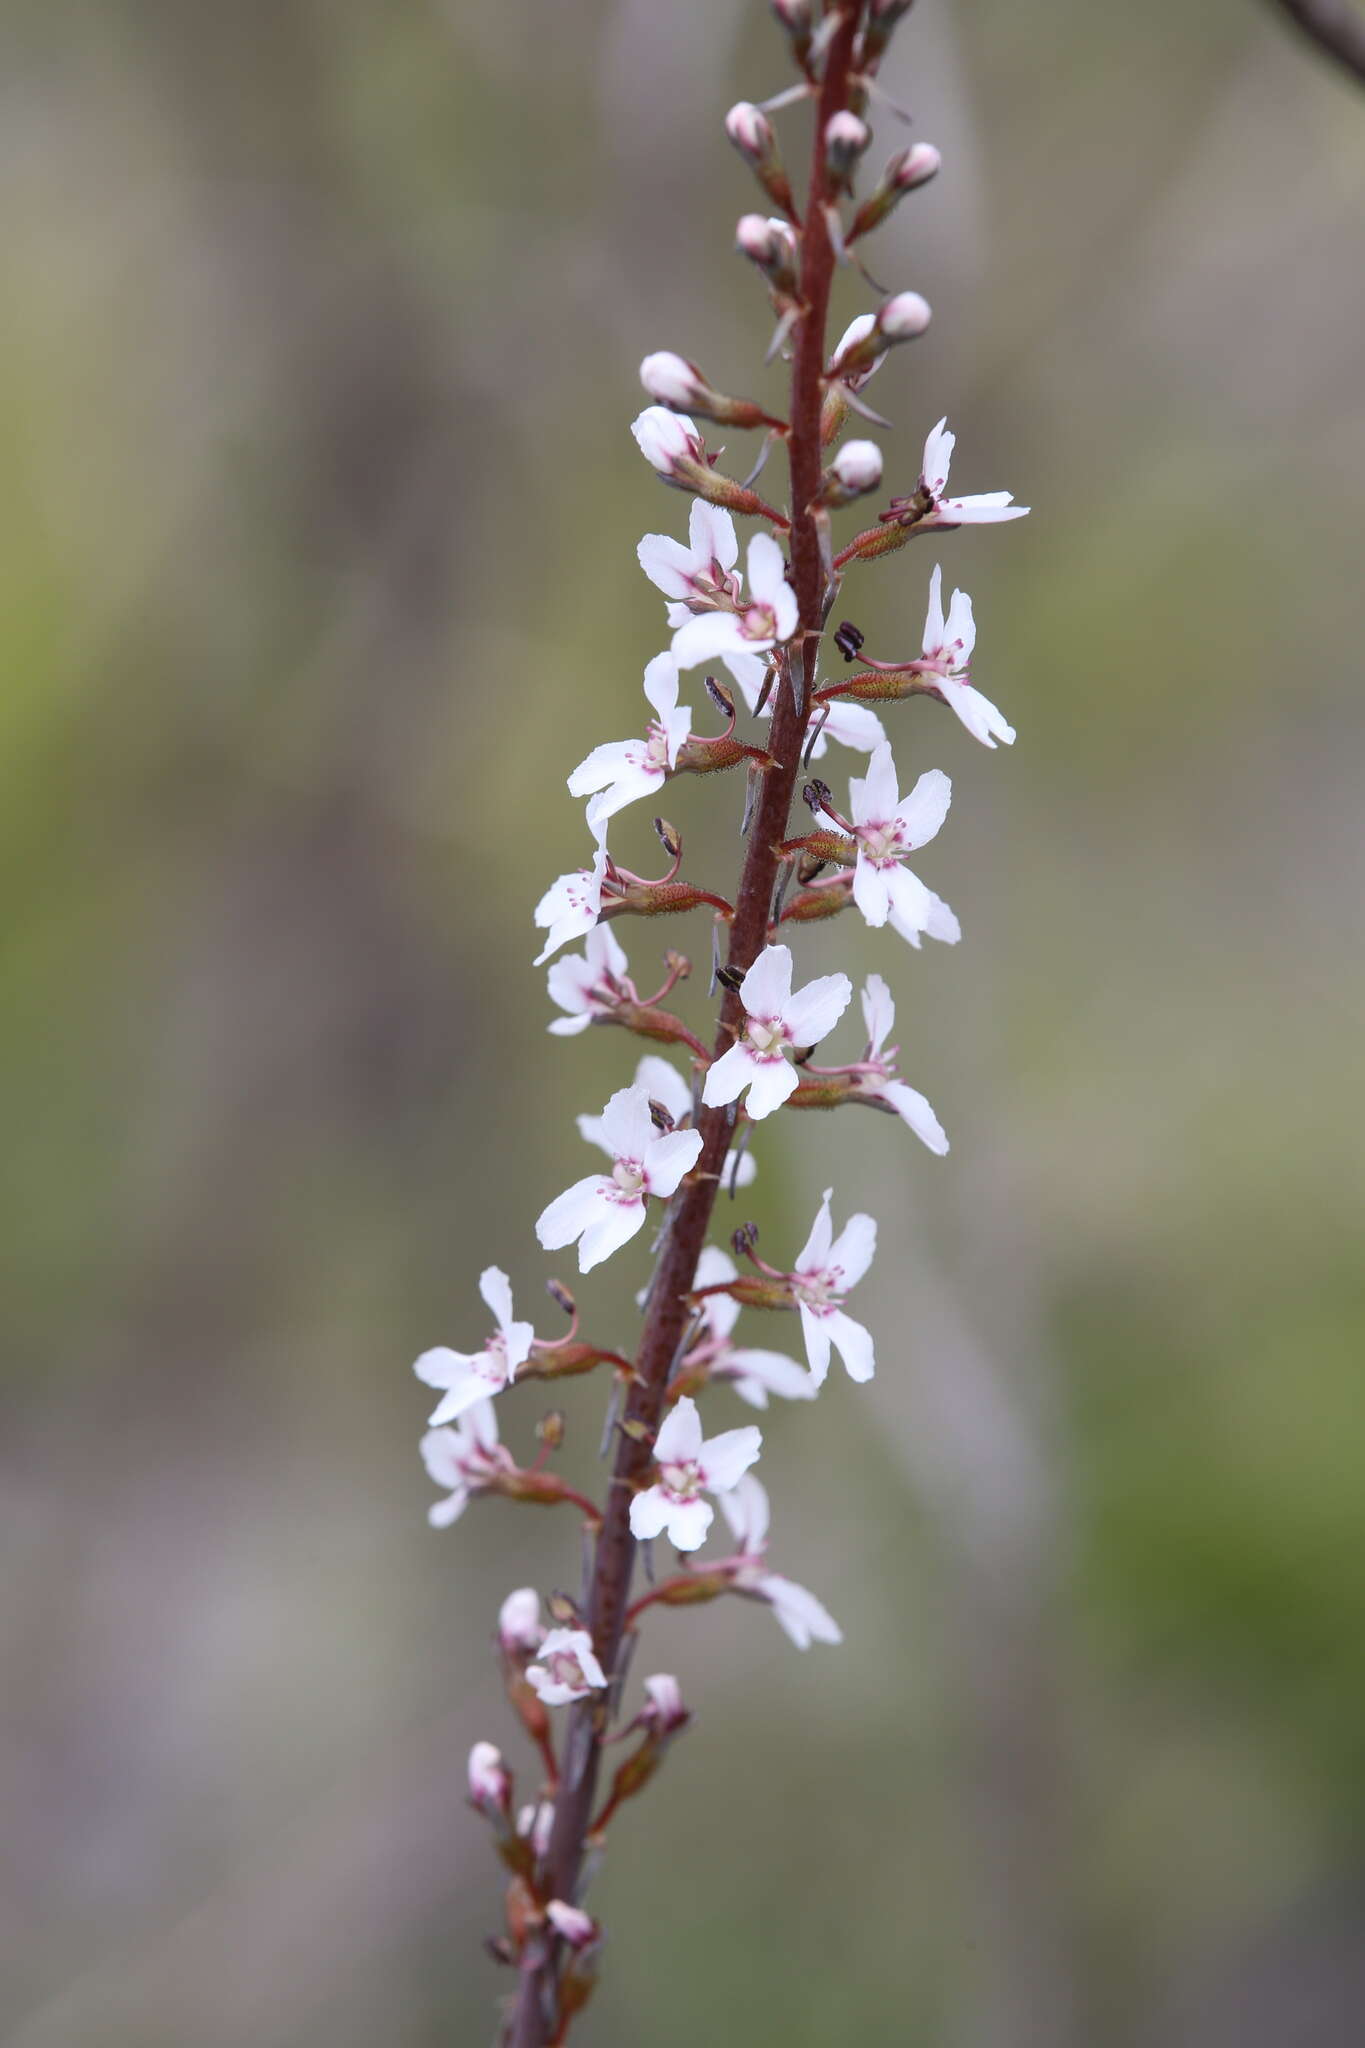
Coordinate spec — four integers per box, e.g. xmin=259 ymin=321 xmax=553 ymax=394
xmin=688 ymin=1246 xmax=813 ymax=1409
xmin=525 ymin=1628 xmax=608 ymax=1707
xmin=468 ymin=1741 xmax=511 ymax=1815
xmin=420 ymin=1402 xmax=510 ymax=1527
xmin=855 ymin=973 xmax=949 ymax=1155
xmin=702 ymin=943 xmax=852 ymax=1119
xmin=916 ymin=564 xmax=1014 ymax=747
xmin=719 ymin=1475 xmax=843 ymax=1649
xmin=918 ymin=416 xmax=1029 ymax=528
xmin=413 ymin=1267 xmax=536 ymax=1426
xmin=546 ymin=922 xmax=631 ymax=1037
xmin=791 ymin=1188 xmax=877 ymax=1387
xmin=639 ymin=1672 xmax=690 ymax=1736
xmin=498 ymin=1587 xmax=543 ymax=1655
xmin=546 ymin=1900 xmax=599 ymax=1950
xmin=632 ymin=405 xmax=706 ymax=479
xmin=567 ymin=654 xmax=692 ymax=830
xmin=583 ymin=1056 xmax=756 ymax=1189
xmin=536 ymin=1084 xmax=704 ymax=1273
xmin=638 ymin=496 xmax=740 ymax=606
xmin=639 ymin=351 xmax=708 ymax=409
xmin=827 ymin=311 xmax=884 ymax=391
xmin=829 ymin=437 xmax=883 ymax=495
xmin=629 ymin=1394 xmax=762 ymax=1552
xmin=669 ymin=532 xmax=798 ymax=673
xmin=835 ymin=742 xmax=961 ymax=950
xmin=533 ymin=831 xmax=609 ymax=965
xmin=733 ymin=658 xmax=886 ymax=758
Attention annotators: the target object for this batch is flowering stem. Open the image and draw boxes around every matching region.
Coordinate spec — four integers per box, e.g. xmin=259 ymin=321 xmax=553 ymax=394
xmin=504 ymin=10 xmax=865 ymax=2041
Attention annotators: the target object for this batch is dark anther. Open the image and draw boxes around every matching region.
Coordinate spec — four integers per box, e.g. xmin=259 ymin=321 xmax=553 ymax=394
xmin=647 ymin=1096 xmax=676 ymax=1133
xmin=715 ymin=963 xmax=745 ymax=992
xmin=653 ymin=816 xmax=682 ymax=857
xmin=545 ymin=1277 xmax=576 ymax=1317
xmin=802 ymin=777 xmax=832 ymax=813
xmin=834 ymin=619 xmax=865 ymax=662
xmin=731 ymin=1220 xmax=760 ymax=1260
xmin=703 ymin=674 xmax=735 ymax=717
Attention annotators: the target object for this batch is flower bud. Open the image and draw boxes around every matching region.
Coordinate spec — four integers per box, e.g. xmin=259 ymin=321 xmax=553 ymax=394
xmin=632 ymin=405 xmax=704 ymax=476
xmin=499 ymin=1586 xmax=543 ymax=1655
xmin=468 ymin=1740 xmax=512 ymax=1816
xmin=876 ymin=289 xmax=933 ymax=341
xmin=639 ymin=353 xmax=779 ymax=432
xmin=726 ymin=100 xmax=777 ymax=166
xmin=848 ymin=142 xmax=941 ymax=241
xmin=864 ymin=0 xmax=917 ymax=61
xmin=770 ymin=0 xmax=813 ymax=63
xmin=641 ymin=1672 xmax=691 ymax=1736
xmin=736 ymin=213 xmax=800 ymax=300
xmin=546 ymin=1900 xmax=599 ymax=1951
xmin=818 ymin=438 xmax=883 ymax=507
xmin=828 ymin=295 xmax=930 ymax=381
xmin=517 ymin=1799 xmax=554 ymax=1858
xmin=824 ymin=111 xmax=870 ymax=190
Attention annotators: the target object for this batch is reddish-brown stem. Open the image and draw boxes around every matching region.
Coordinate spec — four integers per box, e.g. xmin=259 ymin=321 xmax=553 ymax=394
xmin=505 ymin=11 xmax=866 ymax=2041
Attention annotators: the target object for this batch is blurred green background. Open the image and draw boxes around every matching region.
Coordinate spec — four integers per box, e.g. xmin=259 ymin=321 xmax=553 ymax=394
xmin=4 ymin=1 xmax=1364 ymax=2043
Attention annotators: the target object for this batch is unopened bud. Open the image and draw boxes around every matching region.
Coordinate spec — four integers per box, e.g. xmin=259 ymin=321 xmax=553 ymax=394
xmin=641 ymin=1672 xmax=691 ymax=1737
xmin=647 ymin=1097 xmax=675 ymax=1134
xmin=468 ymin=1740 xmax=512 ymax=1815
xmin=824 ymin=111 xmax=871 ymax=189
xmin=545 ymin=1277 xmax=576 ymax=1318
xmin=517 ymin=1799 xmax=555 ymax=1859
xmin=877 ymin=289 xmax=932 ymax=341
xmin=703 ymin=674 xmax=736 ymax=718
xmin=736 ymin=213 xmax=800 ymax=299
xmin=499 ymin=1586 xmax=543 ymax=1655
xmin=536 ymin=1410 xmax=566 ymax=1450
xmin=639 ymin=352 xmax=778 ymax=433
xmin=828 ymin=294 xmax=930 ymax=381
xmin=820 ymin=438 xmax=883 ymax=506
xmin=770 ymin=0 xmax=813 ymax=40
xmin=653 ymin=816 xmax=682 ymax=860
xmin=726 ymin=100 xmax=777 ymax=166
xmin=632 ymin=405 xmax=705 ymax=477
xmin=865 ymin=0 xmax=917 ymax=61
xmin=834 ymin=620 xmax=865 ymax=661
xmin=848 ymin=142 xmax=941 ymax=241
xmin=546 ymin=1900 xmax=599 ymax=1952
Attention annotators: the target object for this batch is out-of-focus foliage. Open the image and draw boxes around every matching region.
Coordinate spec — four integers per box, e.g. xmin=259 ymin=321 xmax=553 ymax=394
xmin=2 ymin=2 xmax=1364 ymax=2044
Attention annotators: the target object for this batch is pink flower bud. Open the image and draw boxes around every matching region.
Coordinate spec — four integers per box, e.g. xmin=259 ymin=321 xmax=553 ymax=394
xmin=546 ymin=1900 xmax=598 ymax=1951
xmin=498 ymin=1586 xmax=543 ymax=1655
xmin=830 ymin=439 xmax=883 ymax=493
xmin=891 ymin=141 xmax=942 ymax=191
xmin=517 ymin=1799 xmax=554 ymax=1857
xmin=876 ymin=290 xmax=932 ymax=341
xmin=736 ymin=214 xmax=799 ymax=298
xmin=640 ymin=352 xmax=706 ymax=409
xmin=641 ymin=1672 xmax=690 ymax=1736
xmin=726 ymin=100 xmax=776 ymax=167
xmin=632 ymin=405 xmax=703 ymax=476
xmin=468 ymin=1740 xmax=511 ymax=1814
xmin=824 ymin=111 xmax=870 ymax=185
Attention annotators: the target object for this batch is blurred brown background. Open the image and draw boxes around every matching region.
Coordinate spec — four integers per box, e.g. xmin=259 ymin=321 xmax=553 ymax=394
xmin=4 ymin=2 xmax=1364 ymax=2043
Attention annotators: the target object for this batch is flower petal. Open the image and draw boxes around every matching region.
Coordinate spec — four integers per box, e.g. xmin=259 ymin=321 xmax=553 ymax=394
xmin=739 ymin=943 xmax=793 ymax=1018
xmin=577 ymin=1196 xmax=647 ymax=1272
xmin=634 ymin=1054 xmax=691 ymax=1122
xmin=630 ymin=1485 xmax=673 ymax=1541
xmin=671 ymin=612 xmax=747 ymax=669
xmin=727 ymin=1348 xmax=818 ymax=1405
xmin=689 ymin=496 xmax=738 ymax=571
xmin=861 ymin=972 xmax=895 ymax=1055
xmin=642 ymin=1126 xmax=704 ymax=1198
xmin=851 ymin=740 xmax=900 ymax=826
xmin=655 ymin=1394 xmax=704 ymax=1464
xmin=718 ymin=1471 xmax=770 ymax=1553
xmin=923 ymin=562 xmax=946 ymax=653
xmin=825 ymin=1306 xmax=875 ymax=1382
xmin=701 ymin=1040 xmax=757 ymax=1109
xmin=761 ymin=1572 xmax=843 ymax=1649
xmin=883 ymin=1080 xmax=949 ymax=1155
xmin=637 ymin=531 xmax=697 ymax=599
xmin=412 ymin=1344 xmax=478 ymax=1390
xmin=799 ymin=1303 xmax=833 ymax=1388
xmin=535 ymin=1174 xmax=610 ymax=1251
xmin=782 ymin=970 xmax=852 ymax=1048
xmin=829 ymin=1210 xmax=877 ymax=1288
xmin=699 ymin=1423 xmax=763 ymax=1493
xmin=478 ymin=1266 xmax=515 ymax=1332
xmin=663 ymin=1497 xmax=714 ymax=1551
xmin=894 ymin=767 xmax=952 ymax=848
xmin=796 ymin=1188 xmax=834 ymax=1273
xmin=852 ymin=851 xmax=892 ymax=926
xmin=642 ymin=651 xmax=680 ymax=723
xmin=742 ymin=1056 xmax=799 ymax=1120
xmin=599 ymin=1084 xmax=656 ymax=1161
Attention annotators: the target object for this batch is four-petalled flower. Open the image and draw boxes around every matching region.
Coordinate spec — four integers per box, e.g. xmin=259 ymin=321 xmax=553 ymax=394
xmin=916 ymin=564 xmax=1014 ymax=748
xmin=789 ymin=1188 xmax=877 ymax=1387
xmin=567 ymin=654 xmax=692 ymax=830
xmin=629 ymin=1394 xmax=762 ymax=1551
xmin=525 ymin=1627 xmax=608 ymax=1706
xmin=413 ymin=1267 xmax=536 ymax=1426
xmin=719 ymin=1475 xmax=843 ymax=1649
xmin=420 ymin=1401 xmax=512 ymax=1527
xmin=833 ymin=742 xmax=960 ymax=950
xmin=855 ymin=973 xmax=949 ymax=1154
xmin=536 ymin=1084 xmax=703 ymax=1272
xmin=703 ymin=943 xmax=852 ymax=1119
xmin=668 ymin=531 xmax=797 ymax=675
xmin=917 ymin=416 xmax=1029 ymax=529
xmin=546 ymin=922 xmax=632 ymax=1036
xmin=533 ymin=830 xmax=609 ymax=965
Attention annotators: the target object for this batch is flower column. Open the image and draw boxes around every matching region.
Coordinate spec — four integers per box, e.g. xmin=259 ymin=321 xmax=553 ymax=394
xmin=509 ymin=23 xmax=873 ymax=2042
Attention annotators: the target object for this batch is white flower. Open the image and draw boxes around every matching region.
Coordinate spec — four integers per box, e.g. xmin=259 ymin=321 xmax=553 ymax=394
xmin=567 ymin=654 xmax=692 ymax=830
xmin=581 ymin=1055 xmax=756 ymax=1189
xmin=629 ymin=1394 xmax=762 ymax=1552
xmin=669 ymin=532 xmax=798 ymax=674
xmin=918 ymin=564 xmax=1014 ymax=747
xmin=638 ymin=496 xmax=740 ymax=607
xmin=837 ymin=742 xmax=961 ymax=950
xmin=702 ymin=943 xmax=852 ymax=1119
xmin=420 ymin=1402 xmax=509 ymax=1527
xmin=632 ymin=405 xmax=705 ymax=478
xmin=525 ymin=1627 xmax=608 ymax=1706
xmin=919 ymin=417 xmax=1029 ymax=527
xmin=498 ymin=1587 xmax=543 ymax=1655
xmin=536 ymin=1084 xmax=704 ymax=1272
xmin=877 ymin=289 xmax=932 ymax=340
xmin=856 ymin=973 xmax=949 ymax=1155
xmin=533 ymin=832 xmax=609 ymax=965
xmin=413 ymin=1267 xmax=536 ymax=1426
xmin=639 ymin=351 xmax=706 ymax=408
xmin=468 ymin=1741 xmax=511 ymax=1813
xmin=719 ymin=1475 xmax=843 ymax=1649
xmin=546 ymin=922 xmax=631 ymax=1036
xmin=640 ymin=1672 xmax=690 ymax=1734
xmin=790 ymin=1188 xmax=877 ymax=1388
xmin=687 ymin=1246 xmax=812 ymax=1409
